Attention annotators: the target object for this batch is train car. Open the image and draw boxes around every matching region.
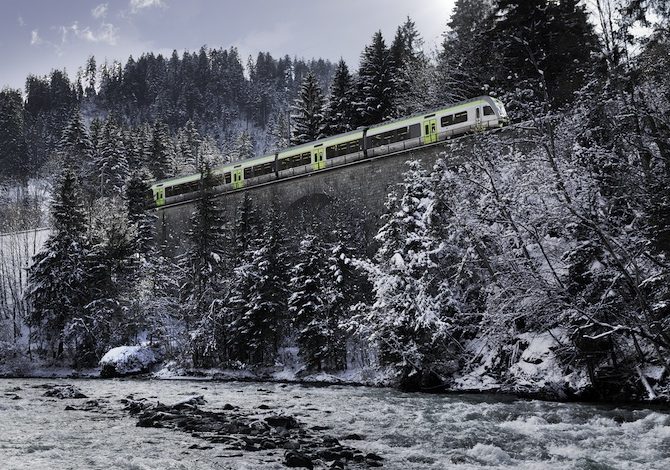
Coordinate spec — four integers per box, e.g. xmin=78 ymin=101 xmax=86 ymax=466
xmin=149 ymin=96 xmax=508 ymax=208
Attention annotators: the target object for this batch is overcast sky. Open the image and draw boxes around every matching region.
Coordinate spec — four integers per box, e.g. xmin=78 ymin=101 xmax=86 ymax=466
xmin=0 ymin=0 xmax=456 ymax=91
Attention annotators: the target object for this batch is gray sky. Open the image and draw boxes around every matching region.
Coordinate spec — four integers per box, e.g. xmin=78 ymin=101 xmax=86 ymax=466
xmin=0 ymin=0 xmax=456 ymax=91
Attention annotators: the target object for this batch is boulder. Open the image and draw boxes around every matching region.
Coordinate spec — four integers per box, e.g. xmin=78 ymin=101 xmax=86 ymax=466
xmin=99 ymin=346 xmax=158 ymax=378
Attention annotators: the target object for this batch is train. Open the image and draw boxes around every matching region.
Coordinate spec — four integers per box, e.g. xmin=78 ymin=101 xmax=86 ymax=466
xmin=149 ymin=96 xmax=509 ymax=208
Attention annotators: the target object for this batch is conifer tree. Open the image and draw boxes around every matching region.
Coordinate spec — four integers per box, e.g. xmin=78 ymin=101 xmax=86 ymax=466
xmin=356 ymin=31 xmax=394 ymax=126
xmin=95 ymin=118 xmax=129 ymax=196
xmin=288 ymin=235 xmax=330 ymax=371
xmin=390 ymin=17 xmax=431 ymax=115
xmin=322 ymin=59 xmax=356 ymax=136
xmin=233 ymin=130 xmax=255 ymax=161
xmin=351 ymin=161 xmax=452 ymax=388
xmin=177 ymin=163 xmax=226 ymax=366
xmin=147 ymin=121 xmax=174 ymax=180
xmin=125 ymin=170 xmax=154 ymax=255
xmin=491 ymin=0 xmax=598 ymax=106
xmin=227 ymin=202 xmax=288 ymax=366
xmin=59 ymin=110 xmax=93 ymax=175
xmin=180 ymin=162 xmax=226 ymax=336
xmin=436 ymin=0 xmax=494 ymax=102
xmin=267 ymin=110 xmax=291 ymax=151
xmin=291 ymin=71 xmax=325 ymax=145
xmin=0 ymin=89 xmax=28 ymax=179
xmin=28 ymin=168 xmax=89 ymax=358
xmin=78 ymin=197 xmax=137 ymax=365
xmin=177 ymin=119 xmax=202 ymax=173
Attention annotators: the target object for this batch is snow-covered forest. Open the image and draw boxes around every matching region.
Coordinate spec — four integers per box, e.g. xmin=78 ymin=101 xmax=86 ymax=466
xmin=1 ymin=0 xmax=670 ymax=401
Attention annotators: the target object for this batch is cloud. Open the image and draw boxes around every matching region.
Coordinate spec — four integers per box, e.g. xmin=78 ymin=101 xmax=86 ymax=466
xmin=18 ymin=16 xmax=25 ymax=27
xmin=130 ymin=0 xmax=165 ymax=13
xmin=30 ymin=30 xmax=42 ymax=45
xmin=92 ymin=3 xmax=108 ymax=19
xmin=60 ymin=22 xmax=119 ymax=46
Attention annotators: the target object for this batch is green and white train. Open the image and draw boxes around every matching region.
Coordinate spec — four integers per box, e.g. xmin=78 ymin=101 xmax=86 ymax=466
xmin=149 ymin=96 xmax=509 ymax=208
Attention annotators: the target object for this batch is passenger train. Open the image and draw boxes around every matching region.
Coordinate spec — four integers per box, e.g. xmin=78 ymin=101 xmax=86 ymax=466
xmin=149 ymin=96 xmax=509 ymax=208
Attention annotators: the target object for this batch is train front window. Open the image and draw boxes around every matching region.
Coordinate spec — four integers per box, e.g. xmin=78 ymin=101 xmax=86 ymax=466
xmin=484 ymin=106 xmax=495 ymax=116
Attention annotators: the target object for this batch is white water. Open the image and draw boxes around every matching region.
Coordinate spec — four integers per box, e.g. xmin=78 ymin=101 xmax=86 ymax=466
xmin=1 ymin=378 xmax=669 ymax=469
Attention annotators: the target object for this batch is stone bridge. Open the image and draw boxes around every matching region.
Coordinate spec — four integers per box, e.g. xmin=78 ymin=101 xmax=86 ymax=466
xmin=155 ymin=126 xmax=530 ymax=252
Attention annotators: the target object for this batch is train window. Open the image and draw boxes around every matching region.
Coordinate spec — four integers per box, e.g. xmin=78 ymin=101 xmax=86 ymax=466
xmin=484 ymin=106 xmax=495 ymax=116
xmin=454 ymin=111 xmax=468 ymax=124
xmin=224 ymin=172 xmax=231 ymax=184
xmin=441 ymin=115 xmax=454 ymax=127
xmin=244 ymin=167 xmax=253 ymax=179
xmin=279 ymin=151 xmax=311 ymax=171
xmin=252 ymin=162 xmax=274 ymax=177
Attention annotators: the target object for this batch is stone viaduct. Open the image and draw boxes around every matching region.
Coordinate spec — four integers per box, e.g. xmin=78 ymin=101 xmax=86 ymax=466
xmin=155 ymin=126 xmax=530 ymax=253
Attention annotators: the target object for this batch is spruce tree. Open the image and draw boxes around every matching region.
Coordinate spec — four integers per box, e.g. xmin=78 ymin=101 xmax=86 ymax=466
xmin=147 ymin=121 xmax=174 ymax=180
xmin=291 ymin=71 xmax=325 ymax=145
xmin=356 ymin=31 xmax=394 ymax=126
xmin=234 ymin=130 xmax=255 ymax=161
xmin=59 ymin=110 xmax=93 ymax=174
xmin=491 ymin=0 xmax=598 ymax=106
xmin=180 ymin=163 xmax=226 ymax=364
xmin=125 ymin=170 xmax=154 ymax=255
xmin=352 ymin=161 xmax=452 ymax=388
xmin=288 ymin=235 xmax=330 ymax=371
xmin=28 ymin=168 xmax=89 ymax=359
xmin=436 ymin=0 xmax=493 ymax=102
xmin=322 ymin=59 xmax=356 ymax=136
xmin=95 ymin=118 xmax=129 ymax=196
xmin=390 ymin=17 xmax=430 ymax=115
xmin=228 ymin=202 xmax=288 ymax=366
xmin=0 ymin=89 xmax=27 ymax=179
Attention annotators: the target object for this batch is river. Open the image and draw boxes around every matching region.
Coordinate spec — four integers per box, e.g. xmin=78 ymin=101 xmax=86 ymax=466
xmin=1 ymin=378 xmax=669 ymax=469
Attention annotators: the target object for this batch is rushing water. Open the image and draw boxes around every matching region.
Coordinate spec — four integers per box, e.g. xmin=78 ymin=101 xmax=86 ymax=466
xmin=1 ymin=378 xmax=669 ymax=469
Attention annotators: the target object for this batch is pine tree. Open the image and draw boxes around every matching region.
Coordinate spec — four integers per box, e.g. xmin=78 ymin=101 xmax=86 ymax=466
xmin=180 ymin=163 xmax=226 ymax=364
xmin=267 ymin=111 xmax=291 ymax=151
xmin=491 ymin=0 xmax=598 ymax=106
xmin=351 ymin=161 xmax=453 ymax=388
xmin=356 ymin=31 xmax=394 ymax=126
xmin=233 ymin=130 xmax=255 ymax=161
xmin=436 ymin=0 xmax=493 ymax=102
xmin=0 ymin=89 xmax=27 ymax=179
xmin=322 ymin=59 xmax=356 ymax=136
xmin=147 ymin=121 xmax=174 ymax=180
xmin=94 ymin=118 xmax=129 ymax=196
xmin=291 ymin=71 xmax=325 ymax=145
xmin=227 ymin=202 xmax=287 ymax=366
xmin=125 ymin=170 xmax=154 ymax=255
xmin=177 ymin=119 xmax=202 ymax=173
xmin=288 ymin=235 xmax=330 ymax=371
xmin=78 ymin=197 xmax=137 ymax=365
xmin=59 ymin=111 xmax=93 ymax=173
xmin=27 ymin=168 xmax=89 ymax=359
xmin=390 ymin=17 xmax=431 ymax=115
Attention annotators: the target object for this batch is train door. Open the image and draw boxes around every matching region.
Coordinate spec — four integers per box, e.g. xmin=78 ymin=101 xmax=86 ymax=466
xmin=155 ymin=186 xmax=165 ymax=207
xmin=475 ymin=107 xmax=483 ymax=130
xmin=423 ymin=118 xmax=438 ymax=144
xmin=232 ymin=168 xmax=244 ymax=189
xmin=312 ymin=147 xmax=325 ymax=170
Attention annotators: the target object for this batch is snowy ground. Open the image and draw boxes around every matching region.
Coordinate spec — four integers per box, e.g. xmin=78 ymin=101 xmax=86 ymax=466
xmin=1 ymin=378 xmax=669 ymax=469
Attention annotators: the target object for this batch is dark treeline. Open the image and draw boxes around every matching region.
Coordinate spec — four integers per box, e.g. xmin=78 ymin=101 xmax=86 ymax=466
xmin=3 ymin=0 xmax=670 ymax=398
